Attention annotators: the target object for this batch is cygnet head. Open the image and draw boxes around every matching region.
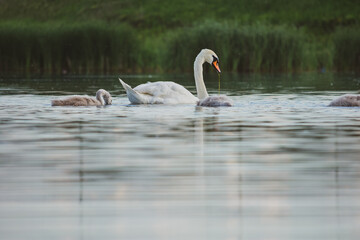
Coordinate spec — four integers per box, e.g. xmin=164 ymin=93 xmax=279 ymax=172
xmin=200 ymin=49 xmax=221 ymax=73
xmin=96 ymin=89 xmax=112 ymax=105
xmin=104 ymin=93 xmax=112 ymax=105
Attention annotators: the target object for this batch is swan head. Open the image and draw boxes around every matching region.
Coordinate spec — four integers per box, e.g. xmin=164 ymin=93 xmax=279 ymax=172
xmin=200 ymin=49 xmax=221 ymax=73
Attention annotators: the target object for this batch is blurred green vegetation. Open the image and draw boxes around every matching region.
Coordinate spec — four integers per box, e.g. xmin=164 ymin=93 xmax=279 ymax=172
xmin=1 ymin=0 xmax=358 ymax=32
xmin=0 ymin=21 xmax=139 ymax=74
xmin=164 ymin=23 xmax=306 ymax=72
xmin=333 ymin=27 xmax=360 ymax=72
xmin=0 ymin=0 xmax=359 ymax=74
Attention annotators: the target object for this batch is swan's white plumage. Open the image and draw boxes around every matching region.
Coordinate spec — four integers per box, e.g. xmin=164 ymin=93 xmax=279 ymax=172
xmin=329 ymin=94 xmax=360 ymax=107
xmin=119 ymin=48 xmax=232 ymax=106
xmin=135 ymin=81 xmax=198 ymax=104
xmin=119 ymin=79 xmax=198 ymax=104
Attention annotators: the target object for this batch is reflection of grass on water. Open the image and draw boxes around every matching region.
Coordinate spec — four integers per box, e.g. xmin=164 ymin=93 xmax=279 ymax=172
xmin=0 ymin=21 xmax=139 ymax=74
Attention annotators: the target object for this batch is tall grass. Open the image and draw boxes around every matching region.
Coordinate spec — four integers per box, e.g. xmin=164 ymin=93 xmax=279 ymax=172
xmin=333 ymin=27 xmax=360 ymax=72
xmin=0 ymin=21 xmax=139 ymax=74
xmin=164 ymin=22 xmax=306 ymax=73
xmin=1 ymin=20 xmax=360 ymax=74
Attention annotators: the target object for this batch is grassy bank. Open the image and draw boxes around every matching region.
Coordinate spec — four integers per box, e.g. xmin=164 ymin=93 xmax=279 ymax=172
xmin=1 ymin=0 xmax=360 ymax=74
xmin=1 ymin=0 xmax=359 ymax=34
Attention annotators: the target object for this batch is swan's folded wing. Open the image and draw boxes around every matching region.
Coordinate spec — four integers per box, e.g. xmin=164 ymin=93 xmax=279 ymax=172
xmin=134 ymin=81 xmax=198 ymax=104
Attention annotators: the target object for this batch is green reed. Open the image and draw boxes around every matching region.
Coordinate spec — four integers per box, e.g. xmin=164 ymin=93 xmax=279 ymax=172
xmin=163 ymin=22 xmax=306 ymax=73
xmin=333 ymin=27 xmax=360 ymax=72
xmin=1 ymin=20 xmax=360 ymax=75
xmin=0 ymin=21 xmax=139 ymax=74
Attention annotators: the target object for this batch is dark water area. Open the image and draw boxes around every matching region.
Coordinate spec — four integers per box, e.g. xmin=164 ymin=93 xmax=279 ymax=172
xmin=1 ymin=73 xmax=360 ymax=240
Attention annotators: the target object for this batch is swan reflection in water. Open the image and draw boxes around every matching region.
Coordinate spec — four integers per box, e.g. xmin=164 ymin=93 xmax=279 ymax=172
xmin=51 ymin=89 xmax=112 ymax=106
xmin=119 ymin=49 xmax=233 ymax=107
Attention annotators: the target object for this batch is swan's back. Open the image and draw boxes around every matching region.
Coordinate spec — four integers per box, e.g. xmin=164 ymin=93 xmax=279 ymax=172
xmin=329 ymin=94 xmax=360 ymax=107
xmin=51 ymin=96 xmax=100 ymax=106
xmin=134 ymin=81 xmax=198 ymax=104
xmin=197 ymin=95 xmax=233 ymax=107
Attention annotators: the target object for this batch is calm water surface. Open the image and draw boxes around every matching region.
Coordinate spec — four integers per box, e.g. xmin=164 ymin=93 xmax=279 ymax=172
xmin=1 ymin=73 xmax=360 ymax=240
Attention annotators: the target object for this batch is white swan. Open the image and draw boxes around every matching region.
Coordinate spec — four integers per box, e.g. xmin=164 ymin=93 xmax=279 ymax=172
xmin=329 ymin=94 xmax=360 ymax=107
xmin=51 ymin=89 xmax=112 ymax=106
xmin=119 ymin=49 xmax=233 ymax=106
xmin=119 ymin=80 xmax=198 ymax=104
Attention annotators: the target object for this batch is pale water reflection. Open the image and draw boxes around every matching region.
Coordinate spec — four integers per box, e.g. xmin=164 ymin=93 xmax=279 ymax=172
xmin=1 ymin=73 xmax=360 ymax=240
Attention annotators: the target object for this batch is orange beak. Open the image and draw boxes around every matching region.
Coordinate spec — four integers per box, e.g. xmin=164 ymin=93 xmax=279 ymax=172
xmin=212 ymin=60 xmax=221 ymax=73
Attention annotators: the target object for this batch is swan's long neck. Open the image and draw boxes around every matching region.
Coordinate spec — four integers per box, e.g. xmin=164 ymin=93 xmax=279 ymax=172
xmin=96 ymin=91 xmax=105 ymax=105
xmin=194 ymin=54 xmax=209 ymax=100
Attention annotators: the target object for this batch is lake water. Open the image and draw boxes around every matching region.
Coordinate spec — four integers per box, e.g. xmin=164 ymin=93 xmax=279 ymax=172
xmin=1 ymin=73 xmax=360 ymax=240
